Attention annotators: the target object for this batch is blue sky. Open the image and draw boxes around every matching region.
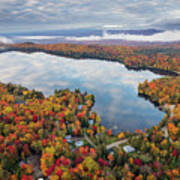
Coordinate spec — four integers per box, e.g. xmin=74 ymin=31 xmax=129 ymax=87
xmin=0 ymin=0 xmax=180 ymax=33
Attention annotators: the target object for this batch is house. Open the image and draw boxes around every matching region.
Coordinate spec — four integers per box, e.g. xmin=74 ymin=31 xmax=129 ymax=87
xmin=65 ymin=135 xmax=72 ymax=143
xmin=88 ymin=119 xmax=94 ymax=125
xmin=123 ymin=145 xmax=135 ymax=153
xmin=75 ymin=140 xmax=84 ymax=147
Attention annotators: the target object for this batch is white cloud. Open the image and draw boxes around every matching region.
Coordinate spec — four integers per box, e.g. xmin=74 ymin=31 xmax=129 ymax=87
xmin=25 ymin=0 xmax=39 ymax=7
xmin=0 ymin=36 xmax=13 ymax=44
xmin=168 ymin=10 xmax=180 ymax=18
xmin=0 ymin=0 xmax=180 ymax=32
xmin=65 ymin=30 xmax=180 ymax=42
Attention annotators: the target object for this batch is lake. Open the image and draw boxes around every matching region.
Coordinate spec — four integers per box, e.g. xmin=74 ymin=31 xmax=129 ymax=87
xmin=0 ymin=51 xmax=164 ymax=133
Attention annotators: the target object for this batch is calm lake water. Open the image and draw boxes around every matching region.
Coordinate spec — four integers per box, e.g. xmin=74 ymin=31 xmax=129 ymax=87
xmin=0 ymin=51 xmax=164 ymax=133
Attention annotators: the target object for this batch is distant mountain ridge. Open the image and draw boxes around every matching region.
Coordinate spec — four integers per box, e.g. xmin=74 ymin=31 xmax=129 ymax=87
xmin=0 ymin=28 xmax=180 ymax=45
xmin=106 ymin=29 xmax=164 ymax=36
xmin=0 ymin=28 xmax=164 ymax=37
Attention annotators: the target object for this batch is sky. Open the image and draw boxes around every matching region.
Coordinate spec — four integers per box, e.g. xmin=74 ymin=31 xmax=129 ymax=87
xmin=0 ymin=0 xmax=180 ymax=33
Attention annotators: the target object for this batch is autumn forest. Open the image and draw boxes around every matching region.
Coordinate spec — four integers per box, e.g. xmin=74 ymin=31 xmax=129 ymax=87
xmin=0 ymin=42 xmax=179 ymax=179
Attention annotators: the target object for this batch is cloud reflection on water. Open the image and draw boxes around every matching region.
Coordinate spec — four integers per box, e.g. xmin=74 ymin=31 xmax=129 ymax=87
xmin=0 ymin=51 xmax=164 ymax=133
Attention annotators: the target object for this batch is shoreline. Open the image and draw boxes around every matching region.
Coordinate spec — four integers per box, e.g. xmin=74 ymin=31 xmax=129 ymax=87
xmin=138 ymin=92 xmax=175 ymax=113
xmin=0 ymin=46 xmax=179 ymax=77
xmin=0 ymin=47 xmax=179 ymax=178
